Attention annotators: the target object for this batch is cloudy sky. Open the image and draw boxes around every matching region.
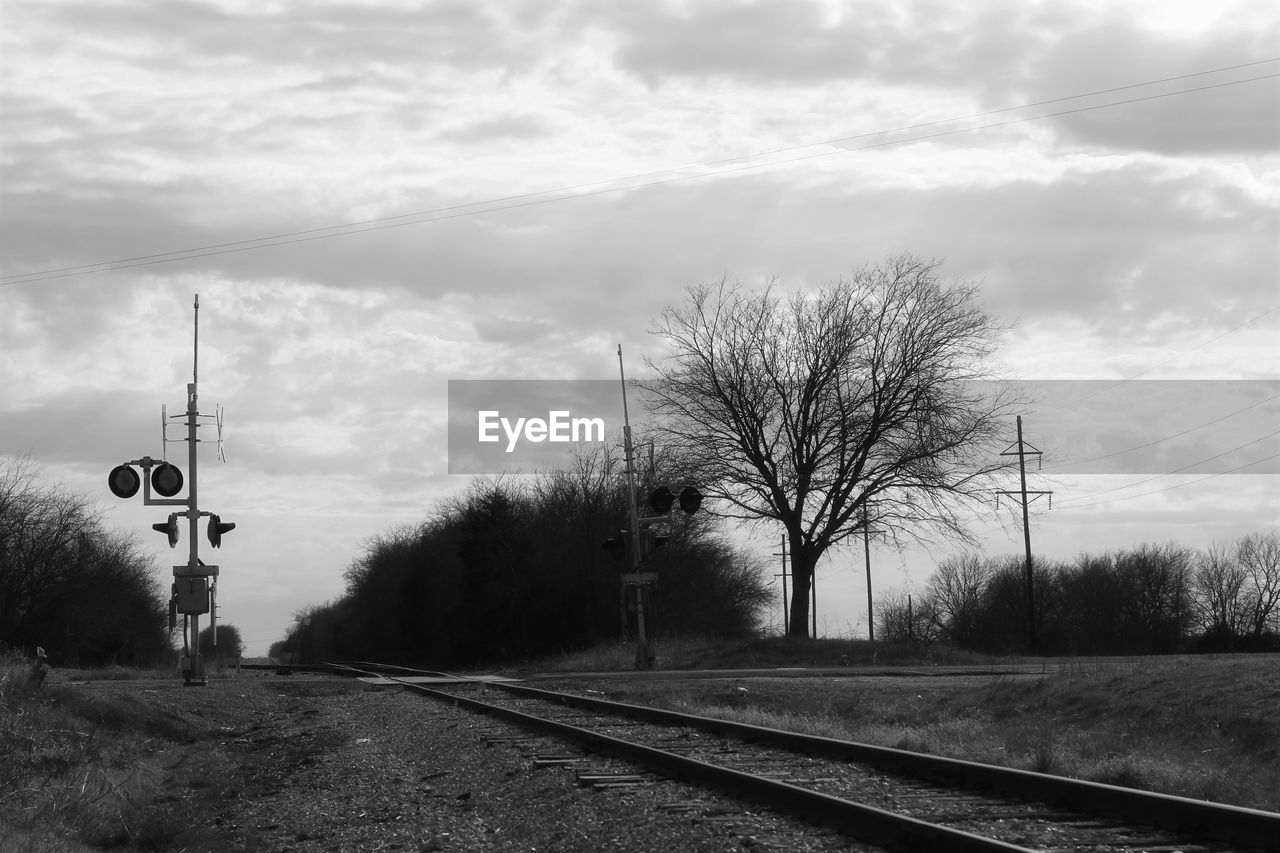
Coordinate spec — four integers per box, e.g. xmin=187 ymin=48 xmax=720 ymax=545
xmin=2 ymin=0 xmax=1277 ymax=656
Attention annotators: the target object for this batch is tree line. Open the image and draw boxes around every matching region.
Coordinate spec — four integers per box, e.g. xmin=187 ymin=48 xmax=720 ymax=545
xmin=0 ymin=457 xmax=172 ymax=666
xmin=876 ymin=533 xmax=1280 ymax=655
xmin=271 ymin=448 xmax=771 ymax=666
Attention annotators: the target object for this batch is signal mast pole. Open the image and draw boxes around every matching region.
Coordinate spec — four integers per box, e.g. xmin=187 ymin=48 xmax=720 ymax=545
xmin=107 ymin=294 xmax=232 ymax=686
xmin=185 ymin=296 xmax=207 ymax=683
xmin=617 ymin=345 xmax=654 ymax=668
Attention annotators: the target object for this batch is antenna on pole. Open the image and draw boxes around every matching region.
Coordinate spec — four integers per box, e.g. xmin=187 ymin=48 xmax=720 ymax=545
xmin=193 ymin=294 xmax=199 ymax=386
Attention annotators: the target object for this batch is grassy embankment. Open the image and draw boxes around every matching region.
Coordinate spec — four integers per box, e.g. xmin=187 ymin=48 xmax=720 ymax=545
xmin=0 ymin=654 xmax=242 ymax=852
xmin=528 ymin=636 xmax=1280 ymax=813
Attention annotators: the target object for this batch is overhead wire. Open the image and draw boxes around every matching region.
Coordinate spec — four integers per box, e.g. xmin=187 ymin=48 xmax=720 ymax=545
xmin=969 ymin=419 xmax=1279 ymax=540
xmin=3 ymin=61 xmax=1278 ymax=287
xmin=1052 ymin=428 xmax=1280 ymax=506
xmin=1055 ymin=450 xmax=1280 ymax=511
xmin=1042 ymin=390 xmax=1280 ymax=471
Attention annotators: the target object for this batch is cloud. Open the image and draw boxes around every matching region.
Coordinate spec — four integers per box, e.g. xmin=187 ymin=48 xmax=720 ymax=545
xmin=439 ymin=114 xmax=553 ymax=144
xmin=602 ymin=0 xmax=1278 ymax=156
xmin=3 ymin=0 xmax=1276 ymax=655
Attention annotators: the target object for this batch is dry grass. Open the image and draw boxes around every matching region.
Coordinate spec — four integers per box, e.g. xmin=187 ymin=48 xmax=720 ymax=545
xmin=523 ymin=634 xmax=993 ymax=673
xmin=0 ymin=653 xmax=238 ymax=852
xmin=570 ymin=649 xmax=1280 ymax=812
xmin=5 ymin=643 xmax=1276 ymax=851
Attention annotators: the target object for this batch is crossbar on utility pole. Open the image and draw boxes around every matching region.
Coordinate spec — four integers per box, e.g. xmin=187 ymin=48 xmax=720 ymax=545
xmin=998 ymin=415 xmax=1052 ymax=656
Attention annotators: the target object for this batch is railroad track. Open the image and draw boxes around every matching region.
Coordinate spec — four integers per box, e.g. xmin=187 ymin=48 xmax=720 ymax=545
xmin=319 ymin=662 xmax=1278 ymax=852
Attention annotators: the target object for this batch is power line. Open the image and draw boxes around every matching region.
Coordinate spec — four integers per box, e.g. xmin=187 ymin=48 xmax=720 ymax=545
xmin=3 ymin=64 xmax=1277 ymax=287
xmin=978 ymin=444 xmax=1278 ymax=542
xmin=976 ymin=425 xmax=1279 ymax=540
xmin=1043 ymin=390 xmax=1280 ymax=471
xmin=1059 ymin=450 xmax=1280 ymax=510
xmin=1054 ymin=428 xmax=1280 ymax=506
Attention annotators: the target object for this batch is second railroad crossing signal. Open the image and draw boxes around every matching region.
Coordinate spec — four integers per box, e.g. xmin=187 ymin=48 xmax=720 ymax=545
xmin=647 ymin=485 xmax=703 ymax=516
xmin=603 ymin=486 xmax=702 ymax=561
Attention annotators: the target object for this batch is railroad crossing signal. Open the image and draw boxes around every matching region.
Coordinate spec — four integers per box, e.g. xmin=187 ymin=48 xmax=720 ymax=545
xmin=602 ymin=531 xmax=628 ymax=558
xmin=152 ymin=513 xmax=181 ymax=548
xmin=678 ymin=486 xmax=702 ymax=514
xmin=601 ymin=528 xmax=669 ymax=563
xmin=207 ymin=514 xmax=236 ymax=548
xmin=104 ymin=294 xmax=234 ymax=687
xmin=151 ymin=462 xmax=184 ymax=497
xmin=108 ymin=465 xmax=141 ymax=499
xmin=647 ymin=485 xmax=702 ymax=516
xmin=649 ymin=486 xmax=674 ymax=514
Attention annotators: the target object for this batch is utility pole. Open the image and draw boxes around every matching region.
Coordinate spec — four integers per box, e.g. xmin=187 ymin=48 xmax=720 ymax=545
xmin=772 ymin=537 xmax=788 ymax=635
xmin=999 ymin=416 xmax=1051 ymax=657
xmin=862 ymin=509 xmax=874 ymax=642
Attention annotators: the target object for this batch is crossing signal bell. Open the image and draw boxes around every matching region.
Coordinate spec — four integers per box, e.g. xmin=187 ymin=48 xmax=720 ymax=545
xmin=153 ymin=513 xmax=180 ymax=548
xmin=207 ymin=514 xmax=236 ymax=548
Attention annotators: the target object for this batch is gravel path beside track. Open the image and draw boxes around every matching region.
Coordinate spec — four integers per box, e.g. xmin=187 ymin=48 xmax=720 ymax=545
xmin=90 ymin=675 xmax=872 ymax=852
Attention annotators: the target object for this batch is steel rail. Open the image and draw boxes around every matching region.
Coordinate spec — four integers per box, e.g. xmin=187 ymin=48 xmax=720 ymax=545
xmin=483 ymin=679 xmax=1279 ymax=850
xmin=327 ymin=662 xmax=1279 ymax=850
xmin=329 ymin=664 xmax=1033 ymax=853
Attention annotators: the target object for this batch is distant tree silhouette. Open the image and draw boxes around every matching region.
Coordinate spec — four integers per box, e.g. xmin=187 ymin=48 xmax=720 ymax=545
xmin=198 ymin=623 xmax=245 ymax=662
xmin=282 ymin=445 xmax=770 ymax=666
xmin=0 ymin=456 xmax=170 ymax=666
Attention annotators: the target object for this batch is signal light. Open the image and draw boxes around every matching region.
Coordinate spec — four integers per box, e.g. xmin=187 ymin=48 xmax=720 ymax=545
xmin=679 ymin=486 xmax=703 ymax=514
xmin=647 ymin=485 xmax=703 ymax=515
xmin=644 ymin=530 xmax=669 ymax=554
xmin=207 ymin=514 xmax=236 ymax=548
xmin=152 ymin=513 xmax=180 ymax=548
xmin=602 ymin=532 xmax=628 ymax=560
xmin=649 ymin=486 xmax=674 ymax=515
xmin=108 ymin=465 xmax=141 ymax=499
xmin=151 ymin=463 xmax=184 ymax=497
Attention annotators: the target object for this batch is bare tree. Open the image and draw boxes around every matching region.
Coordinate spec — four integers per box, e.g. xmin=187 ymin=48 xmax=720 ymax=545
xmin=1191 ymin=542 xmax=1249 ymax=641
xmin=1 ymin=455 xmax=169 ymax=665
xmin=645 ymin=254 xmax=1016 ymax=637
xmin=1238 ymin=531 xmax=1280 ymax=638
xmin=876 ymin=588 xmax=938 ymax=644
xmin=925 ymin=553 xmax=991 ymax=647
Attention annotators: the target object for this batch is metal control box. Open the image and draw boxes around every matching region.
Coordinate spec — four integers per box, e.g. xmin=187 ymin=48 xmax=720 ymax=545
xmin=175 ymin=577 xmax=210 ymax=615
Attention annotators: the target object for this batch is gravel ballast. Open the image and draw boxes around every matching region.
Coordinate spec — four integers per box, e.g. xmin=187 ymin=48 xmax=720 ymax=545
xmin=85 ymin=675 xmax=873 ymax=852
